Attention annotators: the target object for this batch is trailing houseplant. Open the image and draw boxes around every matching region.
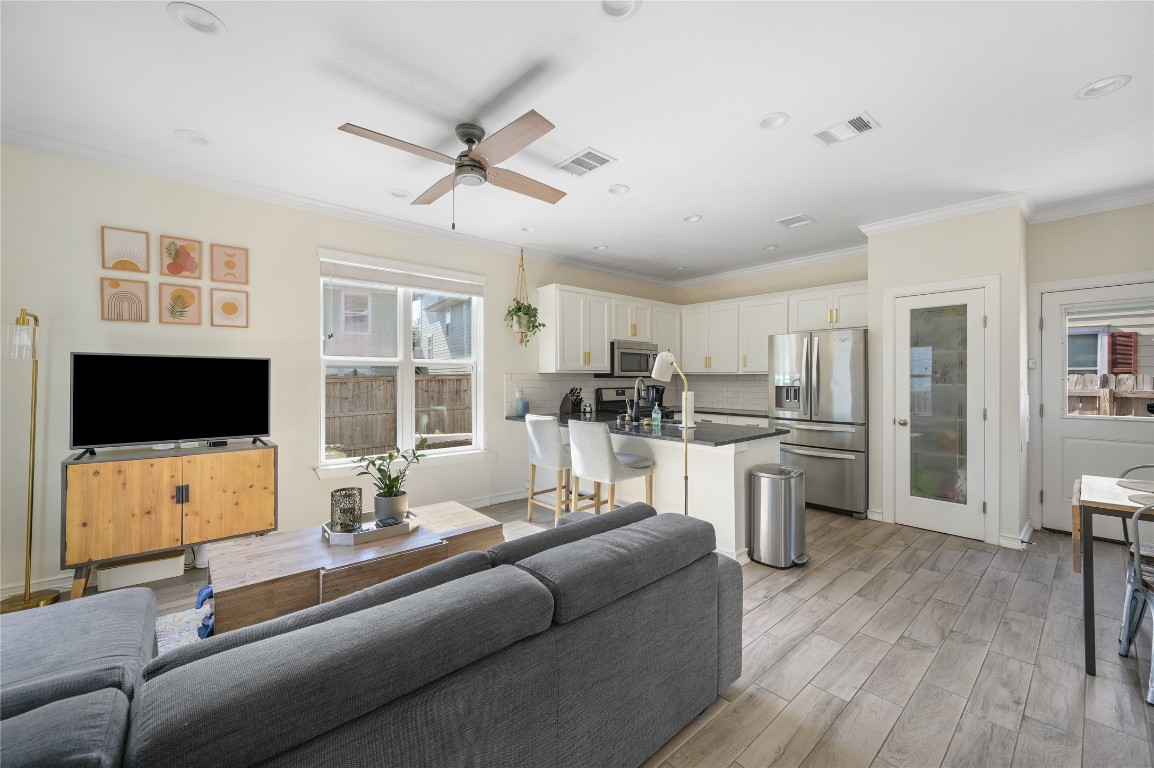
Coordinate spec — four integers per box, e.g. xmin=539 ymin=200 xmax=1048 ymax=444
xmin=505 ymin=297 xmax=545 ymax=345
xmin=356 ymin=436 xmax=428 ymax=525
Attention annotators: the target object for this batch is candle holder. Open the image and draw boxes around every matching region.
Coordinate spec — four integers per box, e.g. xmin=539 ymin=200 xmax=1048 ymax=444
xmin=330 ymin=487 xmax=362 ymax=533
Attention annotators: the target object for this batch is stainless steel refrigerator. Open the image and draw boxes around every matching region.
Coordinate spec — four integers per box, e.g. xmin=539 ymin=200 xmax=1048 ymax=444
xmin=768 ymin=329 xmax=868 ymax=516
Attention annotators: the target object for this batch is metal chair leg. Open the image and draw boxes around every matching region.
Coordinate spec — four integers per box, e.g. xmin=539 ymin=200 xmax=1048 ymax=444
xmin=1120 ymin=573 xmax=1147 ymax=656
xmin=1147 ymin=602 xmax=1154 ymax=705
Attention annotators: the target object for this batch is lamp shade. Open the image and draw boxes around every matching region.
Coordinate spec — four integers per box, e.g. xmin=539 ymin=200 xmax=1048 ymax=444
xmin=5 ymin=324 xmax=36 ymax=360
xmin=651 ymin=350 xmax=676 ymax=381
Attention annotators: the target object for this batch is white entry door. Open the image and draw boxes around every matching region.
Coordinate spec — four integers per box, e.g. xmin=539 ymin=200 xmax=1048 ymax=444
xmin=895 ymin=289 xmax=987 ymax=539
xmin=1039 ymin=282 xmax=1154 ymax=532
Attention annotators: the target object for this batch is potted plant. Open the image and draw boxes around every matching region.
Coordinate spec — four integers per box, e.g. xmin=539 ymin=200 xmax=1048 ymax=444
xmin=505 ymin=298 xmax=545 ymax=344
xmin=356 ymin=436 xmax=429 ymax=525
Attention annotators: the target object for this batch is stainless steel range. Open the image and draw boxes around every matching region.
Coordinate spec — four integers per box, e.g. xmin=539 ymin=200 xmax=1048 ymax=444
xmin=594 ymin=386 xmax=674 ymax=419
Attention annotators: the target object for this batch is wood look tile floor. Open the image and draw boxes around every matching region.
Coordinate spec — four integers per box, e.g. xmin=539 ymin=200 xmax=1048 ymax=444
xmin=130 ymin=500 xmax=1154 ymax=767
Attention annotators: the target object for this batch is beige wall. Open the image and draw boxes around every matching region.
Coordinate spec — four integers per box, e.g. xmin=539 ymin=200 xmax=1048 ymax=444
xmin=1028 ymin=204 xmax=1153 ymax=284
xmin=675 ymin=254 xmax=867 ymax=304
xmin=867 ymin=206 xmax=1028 ymax=543
xmin=0 ymin=145 xmax=670 ymax=593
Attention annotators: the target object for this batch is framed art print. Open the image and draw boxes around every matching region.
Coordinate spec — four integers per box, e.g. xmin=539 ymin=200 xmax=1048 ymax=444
xmin=101 ymin=226 xmax=149 ymax=273
xmin=159 ymin=235 xmax=203 ymax=279
xmin=211 ymin=288 xmax=248 ymax=328
xmin=210 ymin=243 xmax=249 ymax=284
xmin=159 ymin=283 xmax=201 ymax=325
xmin=101 ymin=277 xmax=148 ymax=322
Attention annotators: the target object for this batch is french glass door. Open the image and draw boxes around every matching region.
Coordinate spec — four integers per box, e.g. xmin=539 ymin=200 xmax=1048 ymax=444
xmin=895 ymin=288 xmax=986 ymax=539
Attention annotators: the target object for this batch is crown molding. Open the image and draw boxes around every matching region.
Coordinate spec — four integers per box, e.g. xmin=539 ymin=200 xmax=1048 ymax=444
xmin=1030 ymin=188 xmax=1154 ymax=224
xmin=859 ymin=190 xmax=1031 ymax=236
xmin=673 ymin=245 xmax=868 ymax=288
xmin=529 ymin=250 xmax=681 ymax=287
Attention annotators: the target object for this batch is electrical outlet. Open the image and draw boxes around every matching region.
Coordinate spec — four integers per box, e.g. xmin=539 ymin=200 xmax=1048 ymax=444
xmin=524 ymin=481 xmax=530 ymax=489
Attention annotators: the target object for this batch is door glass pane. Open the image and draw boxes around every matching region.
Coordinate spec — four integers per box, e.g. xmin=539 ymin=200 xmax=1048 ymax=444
xmin=324 ymin=365 xmax=398 ymax=460
xmin=909 ymin=305 xmax=967 ymax=504
xmin=1064 ymin=304 xmax=1154 ymax=418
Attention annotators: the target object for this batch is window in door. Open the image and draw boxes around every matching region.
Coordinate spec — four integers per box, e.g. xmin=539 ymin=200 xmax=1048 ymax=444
xmin=1064 ymin=304 xmax=1154 ymax=418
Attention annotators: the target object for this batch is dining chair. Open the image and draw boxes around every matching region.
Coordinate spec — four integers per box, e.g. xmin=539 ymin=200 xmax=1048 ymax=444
xmin=1118 ymin=464 xmax=1154 ymax=658
xmin=567 ymin=420 xmax=654 ymax=515
xmin=1120 ymin=502 xmax=1154 ymax=704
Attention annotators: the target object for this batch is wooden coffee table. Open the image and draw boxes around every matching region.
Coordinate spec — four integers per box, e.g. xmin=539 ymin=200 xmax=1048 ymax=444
xmin=206 ymin=501 xmax=503 ymax=632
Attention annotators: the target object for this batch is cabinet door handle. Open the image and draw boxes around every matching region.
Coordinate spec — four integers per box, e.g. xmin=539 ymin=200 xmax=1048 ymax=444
xmin=833 ymin=308 xmax=839 ymax=324
xmin=827 ymin=308 xmax=832 ymax=324
xmin=631 ymin=323 xmax=636 ymax=337
xmin=745 ymin=421 xmax=759 ymax=427
xmin=742 ymin=354 xmax=747 ymax=368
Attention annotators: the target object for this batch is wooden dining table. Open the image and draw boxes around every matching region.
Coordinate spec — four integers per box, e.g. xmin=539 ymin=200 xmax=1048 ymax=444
xmin=1071 ymin=475 xmax=1152 ymax=676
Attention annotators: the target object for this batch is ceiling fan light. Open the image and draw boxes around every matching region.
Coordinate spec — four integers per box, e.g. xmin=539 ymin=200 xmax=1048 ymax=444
xmin=454 ymin=165 xmax=487 ymax=186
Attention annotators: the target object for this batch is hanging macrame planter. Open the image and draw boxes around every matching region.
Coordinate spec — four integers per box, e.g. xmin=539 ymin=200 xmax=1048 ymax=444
xmin=504 ymin=250 xmax=545 ymax=345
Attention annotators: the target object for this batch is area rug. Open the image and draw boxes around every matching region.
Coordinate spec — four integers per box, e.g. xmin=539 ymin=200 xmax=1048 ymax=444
xmin=155 ymin=606 xmax=210 ymax=654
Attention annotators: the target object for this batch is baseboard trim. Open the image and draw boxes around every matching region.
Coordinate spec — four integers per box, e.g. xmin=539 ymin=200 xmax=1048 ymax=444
xmin=999 ymin=534 xmax=1026 ymax=550
xmin=463 ymin=489 xmax=527 ymax=509
xmin=867 ymin=508 xmax=885 ymax=522
xmin=733 ymin=548 xmax=750 ymax=565
xmin=1 ymin=575 xmax=74 ymax=599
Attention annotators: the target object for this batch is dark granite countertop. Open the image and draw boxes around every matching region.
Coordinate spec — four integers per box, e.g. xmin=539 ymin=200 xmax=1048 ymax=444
xmin=693 ymin=406 xmax=768 ymax=418
xmin=506 ymin=413 xmax=789 ymax=447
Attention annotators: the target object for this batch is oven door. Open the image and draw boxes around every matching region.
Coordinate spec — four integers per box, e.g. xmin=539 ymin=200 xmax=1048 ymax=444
xmin=612 ymin=343 xmax=658 ymax=377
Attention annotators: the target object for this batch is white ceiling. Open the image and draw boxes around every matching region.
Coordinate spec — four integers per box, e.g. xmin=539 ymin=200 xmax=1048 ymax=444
xmin=2 ymin=1 xmax=1151 ymax=283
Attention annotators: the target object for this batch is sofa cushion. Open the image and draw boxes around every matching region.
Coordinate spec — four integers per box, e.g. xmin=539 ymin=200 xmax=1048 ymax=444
xmin=143 ymin=549 xmax=492 ymax=681
xmin=488 ymin=501 xmax=656 ymax=566
xmin=516 ymin=513 xmax=716 ymax=624
xmin=127 ymin=565 xmax=554 ymax=768
xmin=0 ymin=587 xmax=155 ymax=719
xmin=0 ymin=688 xmax=129 ymax=768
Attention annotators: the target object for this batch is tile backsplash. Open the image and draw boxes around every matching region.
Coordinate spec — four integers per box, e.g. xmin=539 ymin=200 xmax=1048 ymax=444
xmin=504 ymin=372 xmax=769 ymax=416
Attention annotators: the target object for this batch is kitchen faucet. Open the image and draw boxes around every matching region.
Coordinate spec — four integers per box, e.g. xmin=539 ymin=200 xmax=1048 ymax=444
xmin=631 ymin=376 xmax=647 ymax=421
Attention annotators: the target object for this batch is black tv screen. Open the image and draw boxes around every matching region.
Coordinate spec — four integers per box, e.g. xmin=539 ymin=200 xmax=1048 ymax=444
xmin=71 ymin=353 xmax=271 ymax=449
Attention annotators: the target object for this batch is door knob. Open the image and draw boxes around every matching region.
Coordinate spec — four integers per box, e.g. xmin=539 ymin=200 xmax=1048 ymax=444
xmin=897 ymin=418 xmax=909 ymax=426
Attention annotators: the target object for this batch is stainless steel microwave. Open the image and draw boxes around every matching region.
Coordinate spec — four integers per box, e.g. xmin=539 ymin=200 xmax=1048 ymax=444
xmin=610 ymin=340 xmax=659 ymax=378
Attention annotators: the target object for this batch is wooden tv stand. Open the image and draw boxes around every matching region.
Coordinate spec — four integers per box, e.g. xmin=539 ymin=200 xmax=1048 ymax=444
xmin=61 ymin=441 xmax=277 ymax=597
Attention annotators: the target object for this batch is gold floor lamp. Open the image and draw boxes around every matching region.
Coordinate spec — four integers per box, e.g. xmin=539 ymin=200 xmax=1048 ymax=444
xmin=1 ymin=309 xmax=60 ymax=613
xmin=651 ymin=350 xmax=694 ymax=515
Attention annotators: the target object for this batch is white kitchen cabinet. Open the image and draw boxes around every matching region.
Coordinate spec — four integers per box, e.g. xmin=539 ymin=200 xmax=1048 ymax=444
xmin=739 ymin=296 xmax=788 ymax=373
xmin=611 ymin=298 xmax=653 ymax=342
xmin=653 ymin=302 xmax=681 ymax=360
xmin=537 ymin=285 xmax=612 ymax=373
xmin=684 ymin=413 xmax=770 ymax=427
xmin=787 ymin=283 xmax=868 ymax=331
xmin=680 ymin=303 xmax=739 ymax=373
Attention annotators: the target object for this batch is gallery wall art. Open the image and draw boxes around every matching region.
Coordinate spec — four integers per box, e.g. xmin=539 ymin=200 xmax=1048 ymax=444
xmin=210 ymin=244 xmax=249 ymax=284
xmin=101 ymin=277 xmax=149 ymax=322
xmin=101 ymin=226 xmax=150 ymax=272
xmin=160 ymin=235 xmax=202 ymax=278
xmin=159 ymin=283 xmax=201 ymax=325
xmin=211 ymin=288 xmax=248 ymax=328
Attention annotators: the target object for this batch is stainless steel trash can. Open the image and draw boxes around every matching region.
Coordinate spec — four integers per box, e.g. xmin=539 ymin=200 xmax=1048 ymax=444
xmin=749 ymin=464 xmax=808 ymax=568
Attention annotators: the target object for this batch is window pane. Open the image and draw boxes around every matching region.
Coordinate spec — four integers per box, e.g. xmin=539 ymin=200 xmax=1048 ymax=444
xmin=323 ymin=278 xmax=398 ymax=358
xmin=1067 ymin=334 xmax=1099 ymax=372
xmin=413 ymin=291 xmax=473 ymax=360
xmin=324 ymin=365 xmax=397 ymax=460
xmin=414 ymin=368 xmax=474 ymax=450
xmin=1065 ymin=305 xmax=1154 ymax=417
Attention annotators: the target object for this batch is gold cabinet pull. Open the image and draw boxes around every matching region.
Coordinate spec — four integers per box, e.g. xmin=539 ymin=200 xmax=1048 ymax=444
xmin=745 ymin=421 xmax=758 ymax=426
xmin=631 ymin=323 xmax=636 ymax=336
xmin=742 ymin=354 xmax=747 ymax=368
xmin=834 ymin=308 xmax=840 ymax=324
xmin=826 ymin=308 xmax=832 ymax=324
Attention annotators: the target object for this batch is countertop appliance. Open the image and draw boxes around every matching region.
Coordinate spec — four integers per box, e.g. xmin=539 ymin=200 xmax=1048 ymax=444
xmin=768 ymin=329 xmax=868 ymax=516
xmin=595 ymin=386 xmax=674 ymax=420
xmin=605 ymin=340 xmax=659 ymax=378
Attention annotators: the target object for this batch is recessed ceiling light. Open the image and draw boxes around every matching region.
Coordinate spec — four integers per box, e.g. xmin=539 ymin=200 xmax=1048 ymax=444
xmin=672 ymin=266 xmax=686 ymax=271
xmin=607 ymin=184 xmax=630 ymax=195
xmin=174 ymin=129 xmax=211 ymax=145
xmin=388 ymin=189 xmax=410 ymax=199
xmin=601 ymin=0 xmax=642 ymax=21
xmin=683 ymin=215 xmax=703 ymax=223
xmin=167 ymin=2 xmax=226 ymax=34
xmin=592 ymin=245 xmax=609 ymax=251
xmin=1075 ymin=75 xmax=1131 ymax=99
xmin=763 ymin=244 xmax=779 ymax=250
xmin=521 ymin=226 xmax=537 ymax=233
xmin=758 ymin=112 xmax=791 ymax=131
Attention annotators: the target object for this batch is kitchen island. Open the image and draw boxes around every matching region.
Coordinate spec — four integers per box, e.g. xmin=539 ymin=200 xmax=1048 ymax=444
xmin=509 ymin=413 xmax=788 ymax=562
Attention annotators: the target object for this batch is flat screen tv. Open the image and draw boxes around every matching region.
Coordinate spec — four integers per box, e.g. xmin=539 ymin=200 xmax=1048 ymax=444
xmin=71 ymin=353 xmax=271 ymax=449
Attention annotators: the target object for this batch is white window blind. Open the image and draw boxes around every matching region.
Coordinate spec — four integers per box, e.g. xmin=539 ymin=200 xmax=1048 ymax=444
xmin=319 ymin=251 xmax=485 ymax=296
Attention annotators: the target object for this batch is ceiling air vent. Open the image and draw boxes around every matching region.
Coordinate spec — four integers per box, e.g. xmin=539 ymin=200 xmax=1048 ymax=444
xmin=555 ymin=147 xmax=616 ymax=177
xmin=810 ymin=111 xmax=880 ymax=146
xmin=776 ymin=213 xmax=817 ymax=229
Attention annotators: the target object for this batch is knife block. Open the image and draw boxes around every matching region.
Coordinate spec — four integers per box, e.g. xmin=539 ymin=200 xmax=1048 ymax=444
xmin=559 ymin=394 xmax=577 ymax=415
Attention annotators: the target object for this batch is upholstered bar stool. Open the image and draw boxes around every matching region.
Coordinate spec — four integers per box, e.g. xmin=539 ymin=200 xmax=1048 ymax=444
xmin=525 ymin=415 xmax=572 ymax=526
xmin=567 ymin=420 xmax=654 ymax=515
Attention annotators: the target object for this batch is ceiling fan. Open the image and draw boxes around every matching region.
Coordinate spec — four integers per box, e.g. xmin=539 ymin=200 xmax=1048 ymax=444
xmin=339 ymin=110 xmax=566 ymax=206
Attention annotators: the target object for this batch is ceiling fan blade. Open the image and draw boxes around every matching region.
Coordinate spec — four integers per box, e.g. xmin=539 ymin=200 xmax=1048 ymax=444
xmin=469 ymin=110 xmax=555 ymax=167
xmin=488 ymin=167 xmax=566 ymax=204
xmin=411 ymin=173 xmax=457 ymax=205
xmin=339 ymin=123 xmax=455 ymax=165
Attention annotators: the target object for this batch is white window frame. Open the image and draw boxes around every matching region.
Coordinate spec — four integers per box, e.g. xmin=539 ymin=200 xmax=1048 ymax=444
xmin=318 ymin=253 xmax=484 ymax=469
xmin=340 ymin=289 xmax=372 ymax=335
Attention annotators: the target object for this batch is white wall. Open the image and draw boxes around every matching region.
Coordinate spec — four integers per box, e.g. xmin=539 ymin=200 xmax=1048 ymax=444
xmin=867 ymin=206 xmax=1029 ymax=544
xmin=0 ymin=145 xmax=675 ymax=593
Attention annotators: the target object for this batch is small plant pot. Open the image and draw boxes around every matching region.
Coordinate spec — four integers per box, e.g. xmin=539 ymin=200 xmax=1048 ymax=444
xmin=515 ymin=316 xmax=531 ymax=333
xmin=374 ymin=492 xmax=409 ymax=526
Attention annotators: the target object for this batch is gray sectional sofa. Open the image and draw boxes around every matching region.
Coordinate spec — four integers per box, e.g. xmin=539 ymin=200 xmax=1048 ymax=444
xmin=0 ymin=503 xmax=742 ymax=767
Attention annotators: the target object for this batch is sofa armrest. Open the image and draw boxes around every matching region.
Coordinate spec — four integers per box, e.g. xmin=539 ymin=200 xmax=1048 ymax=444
xmin=715 ymin=553 xmax=742 ymax=694
xmin=125 ymin=566 xmax=552 ymax=768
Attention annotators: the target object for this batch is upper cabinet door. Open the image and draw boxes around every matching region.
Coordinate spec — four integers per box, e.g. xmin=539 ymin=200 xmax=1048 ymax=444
xmin=739 ymin=297 xmax=788 ymax=373
xmin=653 ymin=304 xmax=681 ymax=360
xmin=612 ymin=301 xmax=634 ymax=340
xmin=611 ymin=299 xmax=654 ymax=341
xmin=833 ymin=286 xmax=868 ymax=327
xmin=632 ymin=303 xmax=654 ymax=342
xmin=557 ymin=289 xmax=587 ymax=371
xmin=707 ymin=304 xmax=740 ymax=373
xmin=584 ymin=294 xmax=612 ymax=371
xmin=789 ymin=290 xmax=836 ymax=332
xmin=681 ymin=306 xmax=710 ymax=373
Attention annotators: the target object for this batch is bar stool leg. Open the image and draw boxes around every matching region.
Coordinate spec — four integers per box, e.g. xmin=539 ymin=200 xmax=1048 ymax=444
xmin=554 ymin=469 xmax=564 ymax=526
xmin=563 ymin=469 xmax=572 ymax=512
xmin=645 ymin=474 xmax=653 ymax=505
xmin=527 ymin=463 xmax=536 ymax=521
xmin=594 ymin=482 xmax=602 ymax=515
xmin=608 ymin=483 xmax=616 ymax=512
